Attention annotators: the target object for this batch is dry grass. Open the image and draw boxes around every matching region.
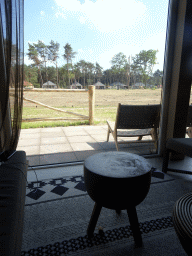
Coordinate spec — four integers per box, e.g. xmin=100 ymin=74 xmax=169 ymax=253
xmin=21 ymin=88 xmax=163 ymax=128
xmin=23 ymin=88 xmax=162 ymax=108
xmin=21 ymin=88 xmax=192 ymax=128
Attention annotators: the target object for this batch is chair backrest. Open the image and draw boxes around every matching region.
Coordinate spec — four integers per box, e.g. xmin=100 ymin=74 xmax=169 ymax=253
xmin=115 ymin=104 xmax=161 ymax=130
xmin=186 ymin=105 xmax=192 ymax=127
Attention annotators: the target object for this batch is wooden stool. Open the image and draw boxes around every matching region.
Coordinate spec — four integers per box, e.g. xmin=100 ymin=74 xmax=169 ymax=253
xmin=84 ymin=151 xmax=152 ymax=247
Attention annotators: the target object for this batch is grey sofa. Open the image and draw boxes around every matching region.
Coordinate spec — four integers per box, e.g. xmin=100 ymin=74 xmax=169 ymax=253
xmin=0 ymin=151 xmax=27 ymax=256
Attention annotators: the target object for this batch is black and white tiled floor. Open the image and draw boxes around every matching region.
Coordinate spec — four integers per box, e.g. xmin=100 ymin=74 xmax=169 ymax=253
xmin=25 ymin=155 xmax=192 ymax=206
xmin=26 ymin=174 xmax=87 ymax=205
xmin=25 ymin=162 xmax=167 ymax=206
xmin=26 ymin=164 xmax=86 ymax=205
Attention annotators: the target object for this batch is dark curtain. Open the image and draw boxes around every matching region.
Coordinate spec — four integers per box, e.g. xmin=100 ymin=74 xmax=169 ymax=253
xmin=0 ymin=0 xmax=24 ymax=151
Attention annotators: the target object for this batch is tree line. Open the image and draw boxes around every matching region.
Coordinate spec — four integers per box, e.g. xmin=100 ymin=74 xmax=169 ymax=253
xmin=24 ymin=40 xmax=163 ymax=88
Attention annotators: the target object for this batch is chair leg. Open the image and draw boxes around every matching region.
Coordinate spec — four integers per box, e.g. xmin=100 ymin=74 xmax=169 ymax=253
xmin=114 ymin=137 xmax=119 ymax=151
xmin=113 ymin=131 xmax=119 ymax=151
xmin=107 ymin=127 xmax=110 ymax=142
xmin=151 ymin=128 xmax=158 ymax=151
xmin=127 ymin=206 xmax=142 ymax=247
xmin=162 ymin=148 xmax=169 ymax=174
xmin=87 ymin=203 xmax=102 ymax=238
xmin=116 ymin=209 xmax=121 ymax=215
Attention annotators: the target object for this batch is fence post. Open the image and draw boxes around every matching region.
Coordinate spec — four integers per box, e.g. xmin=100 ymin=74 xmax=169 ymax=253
xmin=89 ymin=85 xmax=95 ymax=125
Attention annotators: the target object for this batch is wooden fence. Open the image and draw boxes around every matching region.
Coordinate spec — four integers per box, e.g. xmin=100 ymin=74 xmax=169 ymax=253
xmin=10 ymin=85 xmax=95 ymax=125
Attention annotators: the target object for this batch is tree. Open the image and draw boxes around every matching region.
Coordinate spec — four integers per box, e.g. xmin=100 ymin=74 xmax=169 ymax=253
xmin=63 ymin=43 xmax=77 ymax=86
xmin=103 ymin=69 xmax=113 ymax=86
xmin=47 ymin=40 xmax=60 ymax=87
xmin=95 ymin=62 xmax=103 ymax=82
xmin=87 ymin=62 xmax=95 ymax=85
xmin=111 ymin=52 xmax=127 ymax=69
xmin=43 ymin=66 xmax=57 ymax=84
xmin=59 ymin=65 xmax=68 ymax=88
xmin=24 ymin=64 xmax=34 ymax=83
xmin=132 ymin=49 xmax=158 ymax=85
xmin=111 ymin=52 xmax=128 ymax=83
xmin=153 ymin=69 xmax=163 ymax=86
xmin=24 ymin=64 xmax=39 ymax=87
xmin=73 ymin=63 xmax=81 ymax=83
xmin=77 ymin=60 xmax=87 ymax=87
xmin=33 ymin=40 xmax=49 ymax=83
xmin=125 ymin=56 xmax=131 ymax=88
xmin=27 ymin=43 xmax=43 ymax=87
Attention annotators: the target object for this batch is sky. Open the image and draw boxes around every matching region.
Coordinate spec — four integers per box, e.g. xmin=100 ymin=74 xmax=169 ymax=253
xmin=24 ymin=0 xmax=169 ymax=72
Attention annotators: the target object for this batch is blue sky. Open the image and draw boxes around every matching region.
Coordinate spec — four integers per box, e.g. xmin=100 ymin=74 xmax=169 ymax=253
xmin=24 ymin=0 xmax=169 ymax=72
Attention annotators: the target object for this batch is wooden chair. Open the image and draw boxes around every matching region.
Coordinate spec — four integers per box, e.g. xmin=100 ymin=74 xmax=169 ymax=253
xmin=106 ymin=104 xmax=161 ymax=151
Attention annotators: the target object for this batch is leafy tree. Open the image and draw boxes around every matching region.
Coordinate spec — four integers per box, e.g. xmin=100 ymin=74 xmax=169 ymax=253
xmin=33 ymin=40 xmax=49 ymax=83
xmin=48 ymin=66 xmax=57 ymax=83
xmin=73 ymin=63 xmax=81 ymax=83
xmin=47 ymin=40 xmax=60 ymax=86
xmin=41 ymin=66 xmax=57 ymax=84
xmin=153 ymin=69 xmax=163 ymax=85
xmin=124 ymin=56 xmax=131 ymax=88
xmin=30 ymin=67 xmax=40 ymax=87
xmin=24 ymin=64 xmax=39 ymax=87
xmin=58 ymin=65 xmax=68 ymax=88
xmin=63 ymin=43 xmax=77 ymax=86
xmin=95 ymin=62 xmax=103 ymax=82
xmin=24 ymin=64 xmax=36 ymax=82
xmin=87 ymin=62 xmax=95 ymax=85
xmin=110 ymin=52 xmax=128 ymax=84
xmin=132 ymin=49 xmax=158 ymax=85
xmin=103 ymin=69 xmax=113 ymax=85
xmin=26 ymin=42 xmax=161 ymax=90
xmin=27 ymin=42 xmax=44 ymax=87
xmin=111 ymin=52 xmax=127 ymax=69
xmin=77 ymin=60 xmax=87 ymax=87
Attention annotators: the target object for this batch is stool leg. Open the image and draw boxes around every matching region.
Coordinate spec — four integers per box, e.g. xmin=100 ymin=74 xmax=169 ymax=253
xmin=116 ymin=209 xmax=121 ymax=215
xmin=127 ymin=207 xmax=142 ymax=247
xmin=87 ymin=203 xmax=102 ymax=238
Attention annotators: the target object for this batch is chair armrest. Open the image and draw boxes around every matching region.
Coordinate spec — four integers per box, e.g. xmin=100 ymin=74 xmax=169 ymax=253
xmin=106 ymin=120 xmax=115 ymax=132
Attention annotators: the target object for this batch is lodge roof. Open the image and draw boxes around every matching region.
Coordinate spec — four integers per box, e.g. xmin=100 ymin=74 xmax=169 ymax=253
xmin=70 ymin=82 xmax=82 ymax=86
xmin=42 ymin=81 xmax=56 ymax=86
xmin=94 ymin=81 xmax=105 ymax=87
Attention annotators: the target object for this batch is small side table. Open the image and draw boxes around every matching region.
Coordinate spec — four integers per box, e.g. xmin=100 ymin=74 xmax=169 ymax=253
xmin=84 ymin=151 xmax=152 ymax=247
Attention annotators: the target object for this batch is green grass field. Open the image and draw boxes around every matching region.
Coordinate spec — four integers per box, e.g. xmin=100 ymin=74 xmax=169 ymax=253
xmin=21 ymin=106 xmax=116 ymax=128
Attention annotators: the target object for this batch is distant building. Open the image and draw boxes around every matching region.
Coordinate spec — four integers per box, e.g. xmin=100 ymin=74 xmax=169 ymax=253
xmin=132 ymin=82 xmax=145 ymax=89
xmin=23 ymin=81 xmax=33 ymax=88
xmin=146 ymin=84 xmax=154 ymax=88
xmin=70 ymin=82 xmax=83 ymax=89
xmin=94 ymin=81 xmax=106 ymax=89
xmin=42 ymin=81 xmax=57 ymax=89
xmin=109 ymin=82 xmax=127 ymax=89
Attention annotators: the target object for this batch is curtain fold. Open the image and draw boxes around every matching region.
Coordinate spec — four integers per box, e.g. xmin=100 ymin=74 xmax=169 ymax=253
xmin=0 ymin=0 xmax=24 ymax=152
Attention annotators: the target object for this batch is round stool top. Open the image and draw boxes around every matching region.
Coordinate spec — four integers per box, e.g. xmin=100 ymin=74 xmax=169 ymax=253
xmin=84 ymin=151 xmax=152 ymax=178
